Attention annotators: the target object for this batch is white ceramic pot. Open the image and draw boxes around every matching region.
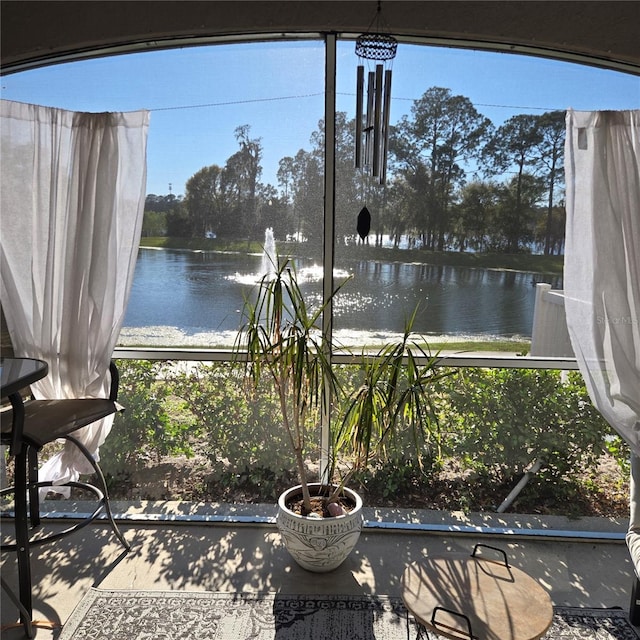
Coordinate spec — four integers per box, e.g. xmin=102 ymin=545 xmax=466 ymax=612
xmin=276 ymin=483 xmax=364 ymax=573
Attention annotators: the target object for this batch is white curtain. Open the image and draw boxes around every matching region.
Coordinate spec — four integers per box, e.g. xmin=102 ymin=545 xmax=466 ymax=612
xmin=564 ymin=109 xmax=640 ymax=454
xmin=0 ymin=99 xmax=149 ymax=492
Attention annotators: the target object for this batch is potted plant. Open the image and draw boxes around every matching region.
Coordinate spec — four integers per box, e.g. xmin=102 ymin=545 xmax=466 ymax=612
xmin=236 ymin=257 xmax=448 ymax=572
xmin=236 ymin=257 xmax=362 ymax=572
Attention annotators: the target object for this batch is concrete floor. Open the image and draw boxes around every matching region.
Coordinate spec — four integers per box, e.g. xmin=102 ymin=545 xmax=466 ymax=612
xmin=1 ymin=502 xmax=637 ymax=638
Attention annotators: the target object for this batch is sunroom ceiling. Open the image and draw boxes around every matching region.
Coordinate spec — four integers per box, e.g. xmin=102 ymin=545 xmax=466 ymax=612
xmin=1 ymin=1 xmax=639 ymax=74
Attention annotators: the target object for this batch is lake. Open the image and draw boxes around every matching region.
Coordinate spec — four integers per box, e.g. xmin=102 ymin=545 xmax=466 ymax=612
xmin=119 ymin=248 xmax=562 ymax=347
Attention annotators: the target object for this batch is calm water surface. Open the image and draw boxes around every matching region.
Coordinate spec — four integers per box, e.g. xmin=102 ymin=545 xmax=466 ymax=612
xmin=121 ymin=248 xmax=562 ymax=346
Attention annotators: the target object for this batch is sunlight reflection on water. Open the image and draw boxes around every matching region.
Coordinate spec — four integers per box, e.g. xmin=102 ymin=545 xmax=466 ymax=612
xmin=122 ymin=247 xmax=553 ymax=347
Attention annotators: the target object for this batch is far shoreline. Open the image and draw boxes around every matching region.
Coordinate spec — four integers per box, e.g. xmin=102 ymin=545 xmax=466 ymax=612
xmin=139 ymin=237 xmax=564 ymax=277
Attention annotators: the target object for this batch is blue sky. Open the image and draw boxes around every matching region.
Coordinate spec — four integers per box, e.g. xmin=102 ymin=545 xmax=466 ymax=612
xmin=2 ymin=39 xmax=639 ymax=196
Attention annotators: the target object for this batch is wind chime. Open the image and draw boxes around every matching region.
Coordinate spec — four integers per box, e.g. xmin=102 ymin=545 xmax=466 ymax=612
xmin=354 ymin=2 xmax=397 ymax=240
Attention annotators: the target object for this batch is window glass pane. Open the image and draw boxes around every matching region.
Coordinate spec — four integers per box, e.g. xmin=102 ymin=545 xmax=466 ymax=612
xmin=333 ymin=40 xmax=640 ymax=352
xmin=3 ymin=40 xmax=326 ymax=348
xmin=5 ymin=39 xmax=639 ymax=354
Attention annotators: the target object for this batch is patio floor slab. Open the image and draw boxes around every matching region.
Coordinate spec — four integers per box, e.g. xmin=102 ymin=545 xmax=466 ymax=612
xmin=1 ymin=503 xmax=637 ymax=638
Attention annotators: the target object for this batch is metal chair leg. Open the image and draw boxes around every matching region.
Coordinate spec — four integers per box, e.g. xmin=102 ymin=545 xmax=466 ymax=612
xmin=65 ymin=434 xmax=130 ymax=551
xmin=630 ymin=576 xmax=640 ymax=626
xmin=27 ymin=445 xmax=40 ymax=527
xmin=1 ymin=576 xmax=34 ymax=638
xmin=14 ymin=447 xmax=34 ymax=637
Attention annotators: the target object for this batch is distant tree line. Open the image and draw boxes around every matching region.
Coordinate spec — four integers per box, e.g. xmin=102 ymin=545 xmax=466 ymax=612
xmin=143 ymin=87 xmax=566 ymax=255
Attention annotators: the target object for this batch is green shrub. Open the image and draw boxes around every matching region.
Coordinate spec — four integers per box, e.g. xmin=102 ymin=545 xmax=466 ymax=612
xmin=101 ymin=359 xmax=197 ymax=471
xmin=441 ymin=368 xmax=617 ymax=482
xmin=168 ymin=362 xmax=301 ymax=477
xmin=100 ymin=359 xmax=627 ymax=515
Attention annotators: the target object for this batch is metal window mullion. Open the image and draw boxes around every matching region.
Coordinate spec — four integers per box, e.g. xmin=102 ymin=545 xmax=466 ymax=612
xmin=111 ymin=347 xmax=579 ymax=371
xmin=320 ymin=32 xmax=337 ymax=483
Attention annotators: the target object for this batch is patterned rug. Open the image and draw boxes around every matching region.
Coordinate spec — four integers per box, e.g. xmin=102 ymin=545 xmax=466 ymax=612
xmin=58 ymin=590 xmax=639 ymax=640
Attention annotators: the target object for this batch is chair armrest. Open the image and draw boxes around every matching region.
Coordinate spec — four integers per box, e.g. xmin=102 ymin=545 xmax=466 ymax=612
xmin=109 ymin=361 xmax=119 ymax=402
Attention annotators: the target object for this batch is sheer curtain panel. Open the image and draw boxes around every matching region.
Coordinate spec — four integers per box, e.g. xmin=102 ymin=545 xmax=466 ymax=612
xmin=564 ymin=109 xmax=640 ymax=454
xmin=0 ymin=99 xmax=149 ymax=493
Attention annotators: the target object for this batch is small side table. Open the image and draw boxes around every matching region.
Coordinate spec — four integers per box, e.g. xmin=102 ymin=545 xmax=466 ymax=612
xmin=402 ymin=544 xmax=553 ymax=640
xmin=1 ymin=357 xmax=48 ymax=638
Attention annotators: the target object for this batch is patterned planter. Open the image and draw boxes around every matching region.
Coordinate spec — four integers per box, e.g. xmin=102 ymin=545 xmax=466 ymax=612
xmin=276 ymin=483 xmax=364 ymax=573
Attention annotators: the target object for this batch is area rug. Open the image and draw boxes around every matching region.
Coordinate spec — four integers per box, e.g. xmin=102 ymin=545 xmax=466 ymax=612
xmin=58 ymin=590 xmax=639 ymax=640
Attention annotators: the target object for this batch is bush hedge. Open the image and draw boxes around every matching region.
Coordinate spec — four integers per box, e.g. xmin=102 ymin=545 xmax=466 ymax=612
xmin=98 ymin=359 xmax=628 ymax=513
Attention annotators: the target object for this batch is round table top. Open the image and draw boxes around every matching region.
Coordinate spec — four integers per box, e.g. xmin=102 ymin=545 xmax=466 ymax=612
xmin=1 ymin=357 xmax=48 ymax=397
xmin=402 ymin=554 xmax=553 ymax=640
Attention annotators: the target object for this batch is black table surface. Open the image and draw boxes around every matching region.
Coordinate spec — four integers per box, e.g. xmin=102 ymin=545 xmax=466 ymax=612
xmin=0 ymin=357 xmax=48 ymax=397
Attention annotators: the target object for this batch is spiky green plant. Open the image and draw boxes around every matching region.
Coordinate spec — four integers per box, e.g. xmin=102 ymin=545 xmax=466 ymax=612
xmin=236 ymin=258 xmax=346 ymax=513
xmin=336 ymin=310 xmax=454 ymax=472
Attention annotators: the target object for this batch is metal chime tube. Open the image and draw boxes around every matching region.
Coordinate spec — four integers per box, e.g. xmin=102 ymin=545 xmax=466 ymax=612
xmin=356 ymin=63 xmax=392 ymax=184
xmin=380 ymin=68 xmax=392 ymax=184
xmin=372 ymin=64 xmax=384 ymax=177
xmin=365 ymin=71 xmax=375 ymax=170
xmin=355 ymin=65 xmax=364 ymax=168
xmin=355 ymin=23 xmax=397 ymax=186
